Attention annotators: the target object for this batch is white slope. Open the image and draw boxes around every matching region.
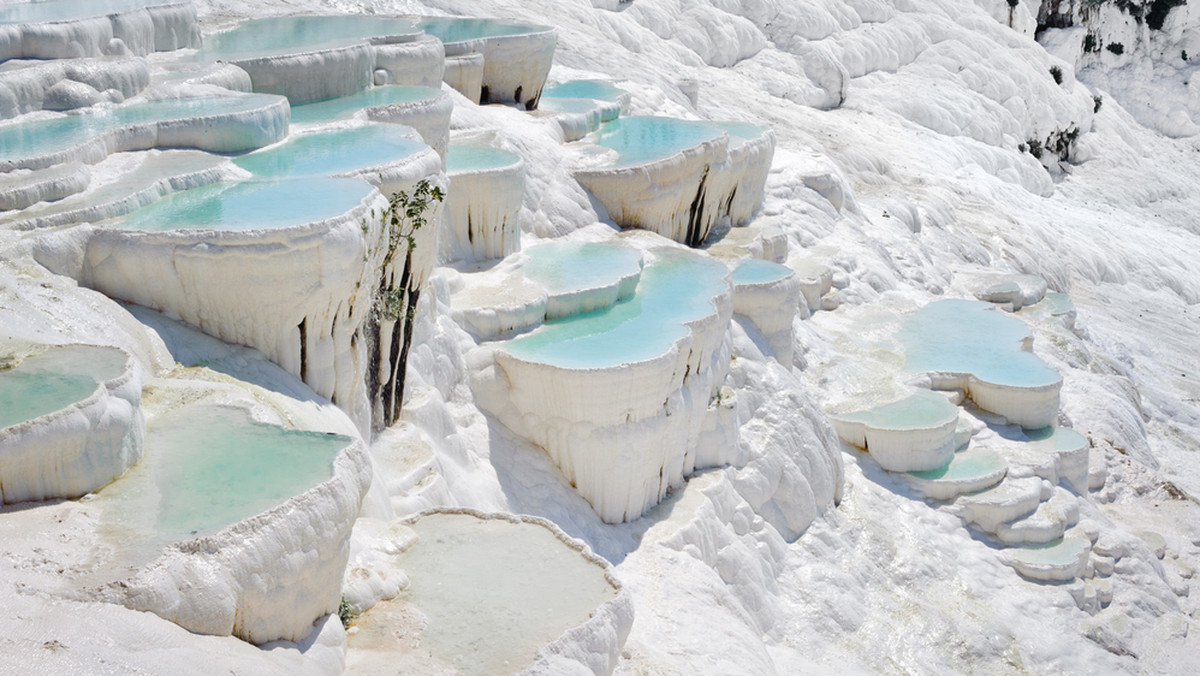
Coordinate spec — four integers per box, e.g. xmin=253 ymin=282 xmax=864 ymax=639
xmin=1 ymin=0 xmax=1199 ymax=673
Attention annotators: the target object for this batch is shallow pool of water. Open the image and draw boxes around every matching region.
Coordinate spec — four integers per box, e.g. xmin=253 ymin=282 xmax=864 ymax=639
xmin=446 ymin=143 xmax=521 ymax=173
xmin=414 ymin=17 xmax=550 ymax=44
xmin=0 ymin=0 xmax=179 ymax=24
xmin=731 ymin=258 xmax=791 ymax=285
xmin=0 ymin=346 xmax=126 ymax=429
xmin=97 ymin=404 xmax=348 ymax=543
xmin=899 ymin=299 xmax=1060 ymax=388
xmin=1023 ymin=426 xmax=1087 ymax=453
xmin=198 ymin=15 xmax=419 ymax=61
xmin=289 ymin=86 xmax=441 ymax=125
xmin=504 ymin=248 xmax=727 ymax=368
xmin=542 ymin=80 xmax=627 ymax=102
xmin=909 ymin=446 xmax=1006 ymax=481
xmin=114 ymin=175 xmax=372 ymax=231
xmin=398 ymin=512 xmax=615 ymax=676
xmin=0 ymin=95 xmax=280 ymax=159
xmin=836 ymin=390 xmax=958 ymax=432
xmin=233 ymin=124 xmax=427 ymax=178
xmin=522 ymin=241 xmax=642 ymax=298
xmin=591 ymin=116 xmax=725 ymax=168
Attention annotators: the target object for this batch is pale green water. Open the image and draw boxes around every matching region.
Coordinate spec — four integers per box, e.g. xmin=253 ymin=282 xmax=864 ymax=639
xmin=114 ymin=175 xmax=372 ymax=231
xmin=0 ymin=95 xmax=281 ymax=158
xmin=1024 ymin=426 xmax=1088 ymax=453
xmin=504 ymin=248 xmax=727 ymax=369
xmin=414 ymin=17 xmax=550 ymax=44
xmin=537 ymin=98 xmax=602 ymax=114
xmin=289 ymin=86 xmax=441 ymax=125
xmin=732 ymin=258 xmax=791 ymax=285
xmin=446 ymin=143 xmax=521 ymax=173
xmin=1008 ymin=536 xmax=1089 ymax=565
xmin=715 ymin=121 xmax=766 ymax=149
xmin=0 ymin=346 xmax=126 ymax=429
xmin=233 ymin=125 xmax=426 ymax=178
xmin=0 ymin=0 xmax=178 ymax=24
xmin=909 ymin=446 xmax=1006 ymax=481
xmin=1044 ymin=292 xmax=1075 ymax=316
xmin=522 ymin=241 xmax=642 ymax=297
xmin=542 ymin=80 xmax=627 ymax=103
xmin=592 ymin=116 xmax=724 ymax=168
xmin=99 ymin=405 xmax=348 ymax=542
xmin=899 ymin=299 xmax=1060 ymax=388
xmin=198 ymin=15 xmax=419 ymax=61
xmin=400 ymin=513 xmax=616 ymax=676
xmin=836 ymin=390 xmax=958 ymax=431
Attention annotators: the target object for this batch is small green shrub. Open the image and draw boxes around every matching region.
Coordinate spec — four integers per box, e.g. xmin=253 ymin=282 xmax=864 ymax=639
xmin=1107 ymin=42 xmax=1125 ymax=55
xmin=1049 ymin=65 xmax=1063 ymax=85
xmin=1083 ymin=34 xmax=1097 ymax=53
xmin=338 ymin=597 xmax=357 ymax=627
xmin=1093 ymin=95 xmax=1103 ymax=113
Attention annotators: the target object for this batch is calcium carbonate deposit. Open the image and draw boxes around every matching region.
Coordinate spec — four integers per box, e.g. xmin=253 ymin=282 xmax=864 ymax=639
xmin=2 ymin=0 xmax=1199 ymax=674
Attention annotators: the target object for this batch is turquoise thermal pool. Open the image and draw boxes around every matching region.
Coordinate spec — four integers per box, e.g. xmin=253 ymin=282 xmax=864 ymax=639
xmin=0 ymin=94 xmax=282 ymax=159
xmin=1007 ymin=536 xmax=1090 ymax=566
xmin=835 ymin=390 xmax=959 ymax=432
xmin=542 ymin=79 xmax=628 ymax=102
xmin=1043 ymin=292 xmax=1075 ymax=316
xmin=899 ymin=299 xmax=1061 ymax=388
xmin=522 ymin=241 xmax=643 ymax=298
xmin=232 ymin=124 xmax=427 ymax=178
xmin=98 ymin=405 xmax=349 ymax=543
xmin=731 ymin=258 xmax=792 ymax=285
xmin=413 ymin=16 xmax=552 ymax=45
xmin=0 ymin=0 xmax=180 ymax=24
xmin=715 ymin=121 xmax=767 ymax=148
xmin=396 ymin=513 xmax=616 ymax=676
xmin=197 ymin=15 xmax=420 ymax=61
xmin=1023 ymin=426 xmax=1088 ymax=453
xmin=591 ymin=116 xmax=726 ymax=168
xmin=909 ymin=446 xmax=1007 ymax=482
xmin=445 ymin=143 xmax=522 ymax=173
xmin=504 ymin=248 xmax=727 ymax=369
xmin=0 ymin=346 xmax=126 ymax=429
xmin=113 ymin=176 xmax=373 ymax=232
xmin=288 ymin=86 xmax=442 ymax=125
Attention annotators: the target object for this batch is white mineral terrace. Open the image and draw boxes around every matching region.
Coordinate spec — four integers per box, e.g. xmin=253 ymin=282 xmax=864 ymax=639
xmin=0 ymin=343 xmax=142 ymax=504
xmin=0 ymin=57 xmax=151 ymax=118
xmin=900 ymin=298 xmax=1063 ymax=429
xmin=729 ymin=257 xmax=799 ymax=365
xmin=417 ymin=17 xmax=556 ymax=108
xmin=0 ymin=91 xmax=289 ymax=171
xmin=441 ymin=139 xmax=524 ymax=262
xmin=472 ymin=246 xmax=734 ymax=523
xmin=90 ymin=385 xmax=369 ymax=645
xmin=575 ymin=116 xmax=775 ymax=247
xmin=195 ymin=15 xmax=444 ymax=104
xmin=289 ymin=85 xmax=452 ymax=157
xmin=830 ymin=389 xmax=960 ymax=473
xmin=904 ymin=445 xmax=1009 ymax=501
xmin=345 ymin=509 xmax=630 ymax=675
xmin=539 ymin=79 xmax=629 ymax=142
xmin=520 ymin=240 xmax=643 ymax=319
xmin=0 ymin=0 xmax=200 ymax=62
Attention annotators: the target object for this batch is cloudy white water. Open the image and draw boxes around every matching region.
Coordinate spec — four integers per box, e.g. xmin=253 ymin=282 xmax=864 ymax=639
xmin=2 ymin=0 xmax=1199 ymax=673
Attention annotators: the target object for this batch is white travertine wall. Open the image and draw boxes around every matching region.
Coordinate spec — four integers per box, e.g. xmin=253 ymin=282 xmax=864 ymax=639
xmin=360 ymin=88 xmax=453 ymax=158
xmin=113 ymin=437 xmax=371 ymax=644
xmin=443 ymin=29 xmax=557 ymax=108
xmin=731 ymin=268 xmax=799 ymax=365
xmin=0 ymin=345 xmax=144 ymax=504
xmin=576 ymin=129 xmax=775 ymax=247
xmin=471 ymin=252 xmax=736 ymax=523
xmin=440 ymin=156 xmax=525 ymax=263
xmin=0 ymin=2 xmax=201 ymax=62
xmin=442 ymin=50 xmax=484 ymax=102
xmin=232 ymin=35 xmax=445 ymax=105
xmin=0 ymin=58 xmax=151 ymax=118
xmin=0 ymin=93 xmax=290 ymax=172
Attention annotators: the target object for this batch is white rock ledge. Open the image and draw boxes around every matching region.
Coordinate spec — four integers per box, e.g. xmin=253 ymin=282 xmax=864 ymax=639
xmin=472 ymin=248 xmax=735 ymax=522
xmin=0 ymin=92 xmax=289 ymax=172
xmin=80 ymin=191 xmax=387 ymax=434
xmin=0 ymin=344 xmax=143 ymax=504
xmin=576 ymin=119 xmax=775 ymax=247
xmin=109 ymin=421 xmax=371 ymax=645
xmin=0 ymin=1 xmax=201 ymax=62
xmin=729 ymin=258 xmax=799 ymax=365
xmin=0 ymin=57 xmax=151 ymax=119
xmin=441 ymin=142 xmax=525 ymax=263
xmin=428 ymin=22 xmax=557 ymax=108
xmin=831 ymin=390 xmax=960 ymax=473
